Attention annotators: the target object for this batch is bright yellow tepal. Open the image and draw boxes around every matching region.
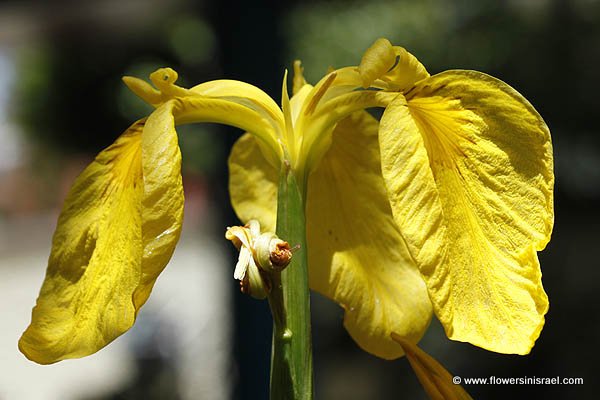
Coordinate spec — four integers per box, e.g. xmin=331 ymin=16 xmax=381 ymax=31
xmin=379 ymin=70 xmax=553 ymax=355
xmin=19 ymin=107 xmax=185 ymax=364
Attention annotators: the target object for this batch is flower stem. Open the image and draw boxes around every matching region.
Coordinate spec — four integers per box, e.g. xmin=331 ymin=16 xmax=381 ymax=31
xmin=268 ymin=162 xmax=313 ymax=400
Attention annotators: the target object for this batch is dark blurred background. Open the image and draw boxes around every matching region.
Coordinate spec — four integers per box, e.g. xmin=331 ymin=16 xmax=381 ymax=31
xmin=0 ymin=0 xmax=598 ymax=399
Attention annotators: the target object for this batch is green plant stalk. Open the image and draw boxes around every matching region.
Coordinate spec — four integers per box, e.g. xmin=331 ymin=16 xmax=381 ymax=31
xmin=268 ymin=162 xmax=313 ymax=400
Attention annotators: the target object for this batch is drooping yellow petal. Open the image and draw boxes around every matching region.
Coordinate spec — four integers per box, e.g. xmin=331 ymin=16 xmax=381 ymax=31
xmin=20 ymin=101 xmax=185 ymax=364
xmin=134 ymin=101 xmax=184 ymax=310
xmin=307 ymin=111 xmax=432 ymax=359
xmin=392 ymin=333 xmax=473 ymax=400
xmin=380 ymin=71 xmax=553 ymax=354
xmin=378 ymin=94 xmax=447 ymax=283
xmin=229 ymin=112 xmax=433 ymax=359
xmin=19 ymin=120 xmax=146 ymax=364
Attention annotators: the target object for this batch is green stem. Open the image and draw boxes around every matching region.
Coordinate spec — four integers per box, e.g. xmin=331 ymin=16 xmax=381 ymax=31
xmin=268 ymin=162 xmax=313 ymax=400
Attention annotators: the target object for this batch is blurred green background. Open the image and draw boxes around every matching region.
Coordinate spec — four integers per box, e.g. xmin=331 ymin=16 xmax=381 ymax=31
xmin=0 ymin=0 xmax=598 ymax=399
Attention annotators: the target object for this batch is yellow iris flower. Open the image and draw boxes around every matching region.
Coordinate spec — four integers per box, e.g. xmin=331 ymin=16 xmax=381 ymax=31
xmin=20 ymin=38 xmax=553 ymax=365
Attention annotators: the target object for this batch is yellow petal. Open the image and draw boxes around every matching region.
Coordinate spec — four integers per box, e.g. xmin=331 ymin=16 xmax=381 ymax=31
xmin=380 ymin=71 xmax=553 ymax=354
xmin=293 ymin=65 xmax=387 ymax=161
xmin=134 ymin=101 xmax=184 ymax=310
xmin=281 ymin=69 xmax=296 ymax=159
xmin=306 ymin=111 xmax=432 ymax=359
xmin=174 ymin=95 xmax=283 ymax=168
xmin=358 ymin=38 xmax=397 ymax=88
xmin=190 ymin=80 xmax=285 ymax=163
xmin=297 ymin=89 xmax=397 ymax=177
xmin=20 ymin=102 xmax=185 ymax=364
xmin=392 ymin=333 xmax=473 ymax=400
xmin=290 ymin=84 xmax=313 ymax=125
xmin=378 ymin=94 xmax=446 ymax=280
xmin=190 ymin=79 xmax=284 ymax=131
xmin=149 ymin=68 xmax=190 ymax=98
xmin=125 ymin=68 xmax=285 ymax=167
xmin=357 ymin=39 xmax=429 ymax=91
xmin=292 ymin=60 xmax=308 ymax=95
xmin=382 ymin=46 xmax=430 ymax=91
xmin=19 ymin=120 xmax=146 ymax=364
xmin=296 ymin=67 xmax=365 ymax=119
xmin=228 ymin=132 xmax=279 ymax=233
xmin=122 ymin=76 xmax=162 ymax=106
xmin=124 ymin=68 xmax=192 ymax=107
xmin=229 ymin=112 xmax=433 ymax=359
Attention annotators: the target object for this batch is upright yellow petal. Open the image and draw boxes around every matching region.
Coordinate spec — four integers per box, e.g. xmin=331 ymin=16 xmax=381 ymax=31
xmin=134 ymin=101 xmax=184 ymax=310
xmin=292 ymin=60 xmax=308 ymax=95
xmin=297 ymin=89 xmax=397 ymax=178
xmin=380 ymin=71 xmax=553 ymax=354
xmin=306 ymin=111 xmax=432 ymax=359
xmin=281 ymin=69 xmax=296 ymax=159
xmin=19 ymin=120 xmax=146 ymax=364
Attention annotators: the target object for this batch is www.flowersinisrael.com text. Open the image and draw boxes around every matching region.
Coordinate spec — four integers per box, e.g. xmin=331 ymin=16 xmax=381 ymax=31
xmin=452 ymin=375 xmax=584 ymax=385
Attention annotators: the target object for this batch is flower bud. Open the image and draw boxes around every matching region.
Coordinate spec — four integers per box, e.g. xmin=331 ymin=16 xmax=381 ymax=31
xmin=225 ymin=220 xmax=291 ymax=300
xmin=240 ymin=259 xmax=271 ymax=300
xmin=254 ymin=233 xmax=293 ymax=272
